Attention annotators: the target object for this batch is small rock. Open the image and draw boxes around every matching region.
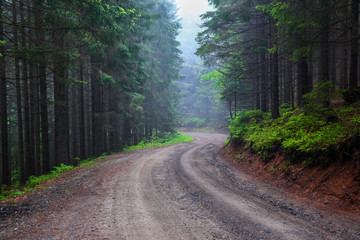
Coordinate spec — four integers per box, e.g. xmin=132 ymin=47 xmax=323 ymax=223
xmin=324 ymin=200 xmax=329 ymax=205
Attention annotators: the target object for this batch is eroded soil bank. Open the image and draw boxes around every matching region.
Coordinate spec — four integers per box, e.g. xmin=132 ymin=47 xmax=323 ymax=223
xmin=223 ymin=143 xmax=360 ymax=214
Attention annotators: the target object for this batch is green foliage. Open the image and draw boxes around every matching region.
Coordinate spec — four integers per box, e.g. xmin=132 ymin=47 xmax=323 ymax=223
xmin=25 ymin=164 xmax=74 ymax=190
xmin=303 ymin=81 xmax=337 ymax=109
xmin=200 ymin=71 xmax=225 ymax=89
xmin=0 ymin=154 xmax=109 ymax=201
xmin=182 ymin=118 xmax=207 ymax=128
xmin=229 ymin=110 xmax=270 ymax=140
xmin=230 ymin=102 xmax=360 ymax=162
xmin=124 ymin=132 xmax=193 ymax=151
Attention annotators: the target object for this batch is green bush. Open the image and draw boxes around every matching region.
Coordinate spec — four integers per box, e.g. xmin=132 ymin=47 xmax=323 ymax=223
xmin=229 ymin=101 xmax=360 ymax=163
xmin=182 ymin=118 xmax=207 ymax=128
xmin=124 ymin=132 xmax=193 ymax=151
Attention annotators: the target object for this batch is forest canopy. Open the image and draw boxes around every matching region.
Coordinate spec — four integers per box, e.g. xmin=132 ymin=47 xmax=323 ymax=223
xmin=196 ymin=0 xmax=360 ymax=118
xmin=0 ymin=0 xmax=182 ymax=188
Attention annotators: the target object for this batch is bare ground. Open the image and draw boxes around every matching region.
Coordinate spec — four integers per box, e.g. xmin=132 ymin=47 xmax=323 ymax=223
xmin=1 ymin=132 xmax=360 ymax=239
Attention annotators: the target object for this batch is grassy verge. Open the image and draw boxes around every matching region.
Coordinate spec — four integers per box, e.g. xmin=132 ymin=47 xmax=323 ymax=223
xmin=0 ymin=153 xmax=108 ymax=202
xmin=1 ymin=133 xmax=193 ymax=202
xmin=124 ymin=133 xmax=194 ymax=151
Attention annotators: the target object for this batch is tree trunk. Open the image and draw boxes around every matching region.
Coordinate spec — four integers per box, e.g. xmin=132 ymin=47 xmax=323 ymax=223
xmin=296 ymin=58 xmax=311 ymax=106
xmin=78 ymin=57 xmax=86 ymax=160
xmin=13 ymin=0 xmax=24 ymax=182
xmin=91 ymin=56 xmax=103 ymax=156
xmin=319 ymin=0 xmax=330 ymax=82
xmin=71 ymin=83 xmax=79 ymax=165
xmin=26 ymin=0 xmax=36 ymax=177
xmin=340 ymin=27 xmax=349 ymax=89
xmin=349 ymin=0 xmax=359 ymax=87
xmin=284 ymin=59 xmax=292 ymax=104
xmin=20 ymin=0 xmax=31 ymax=182
xmin=122 ymin=106 xmax=131 ymax=147
xmin=270 ymin=23 xmax=280 ymax=119
xmin=258 ymin=14 xmax=268 ymax=113
xmin=34 ymin=0 xmax=50 ymax=173
xmin=29 ymin=1 xmax=41 ymax=175
xmin=54 ymin=31 xmax=69 ymax=166
xmin=0 ymin=0 xmax=10 ymax=185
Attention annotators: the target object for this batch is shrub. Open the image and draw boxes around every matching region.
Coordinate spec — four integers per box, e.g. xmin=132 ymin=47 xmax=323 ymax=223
xmin=229 ymin=101 xmax=360 ymax=164
xmin=182 ymin=118 xmax=207 ymax=128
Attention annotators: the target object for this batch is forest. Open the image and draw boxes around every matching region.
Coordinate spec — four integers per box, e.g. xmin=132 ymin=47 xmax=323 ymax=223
xmin=1 ymin=0 xmax=360 ymax=195
xmin=196 ymin=0 xmax=360 ymax=164
xmin=0 ymin=0 xmax=182 ymax=190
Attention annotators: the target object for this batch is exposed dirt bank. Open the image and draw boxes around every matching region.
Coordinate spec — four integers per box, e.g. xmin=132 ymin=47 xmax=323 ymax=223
xmin=223 ymin=143 xmax=360 ymax=214
xmin=1 ymin=132 xmax=360 ymax=239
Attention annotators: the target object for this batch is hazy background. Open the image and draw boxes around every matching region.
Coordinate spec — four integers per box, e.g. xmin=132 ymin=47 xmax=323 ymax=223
xmin=174 ymin=0 xmax=228 ymax=129
xmin=175 ymin=0 xmax=212 ymax=58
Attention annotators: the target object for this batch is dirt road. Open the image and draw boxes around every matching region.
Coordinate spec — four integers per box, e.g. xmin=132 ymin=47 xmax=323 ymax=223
xmin=1 ymin=132 xmax=360 ymax=239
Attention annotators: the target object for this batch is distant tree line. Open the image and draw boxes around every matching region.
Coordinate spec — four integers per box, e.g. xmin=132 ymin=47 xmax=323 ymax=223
xmin=0 ymin=0 xmax=181 ymax=189
xmin=196 ymin=0 xmax=360 ymax=119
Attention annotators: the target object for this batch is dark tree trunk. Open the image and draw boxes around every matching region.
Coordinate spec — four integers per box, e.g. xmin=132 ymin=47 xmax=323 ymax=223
xmin=91 ymin=56 xmax=103 ymax=156
xmin=31 ymin=61 xmax=41 ymax=175
xmin=86 ymin=80 xmax=92 ymax=157
xmin=349 ymin=0 xmax=359 ymax=87
xmin=284 ymin=60 xmax=292 ymax=104
xmin=270 ymin=24 xmax=280 ymax=119
xmin=103 ymin=86 xmax=109 ymax=154
xmin=78 ymin=57 xmax=86 ymax=160
xmin=30 ymin=1 xmax=41 ymax=175
xmin=26 ymin=0 xmax=36 ymax=178
xmin=34 ymin=0 xmax=50 ymax=173
xmin=54 ymin=32 xmax=69 ymax=165
xmin=122 ymin=114 xmax=131 ymax=147
xmin=0 ymin=0 xmax=10 ymax=185
xmin=340 ymin=28 xmax=349 ymax=89
xmin=296 ymin=58 xmax=312 ymax=106
xmin=319 ymin=0 xmax=330 ymax=82
xmin=259 ymin=14 xmax=268 ymax=112
xmin=20 ymin=0 xmax=31 ymax=182
xmin=13 ymin=1 xmax=24 ymax=182
xmin=71 ymin=84 xmax=79 ymax=165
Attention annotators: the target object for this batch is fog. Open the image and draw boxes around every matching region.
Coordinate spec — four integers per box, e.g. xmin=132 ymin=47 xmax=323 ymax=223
xmin=175 ymin=0 xmax=228 ymax=128
xmin=175 ymin=0 xmax=212 ymax=59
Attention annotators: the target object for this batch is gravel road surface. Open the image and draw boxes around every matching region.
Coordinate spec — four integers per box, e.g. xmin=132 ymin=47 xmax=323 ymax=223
xmin=1 ymin=132 xmax=360 ymax=239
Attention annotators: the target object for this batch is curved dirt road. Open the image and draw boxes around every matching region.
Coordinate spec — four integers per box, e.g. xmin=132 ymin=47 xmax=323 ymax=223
xmin=1 ymin=132 xmax=360 ymax=239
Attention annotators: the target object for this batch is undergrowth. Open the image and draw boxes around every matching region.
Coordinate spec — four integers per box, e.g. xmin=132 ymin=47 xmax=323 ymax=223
xmin=229 ymin=82 xmax=360 ymax=164
xmin=124 ymin=132 xmax=193 ymax=151
xmin=1 ymin=133 xmax=193 ymax=201
xmin=181 ymin=117 xmax=207 ymax=128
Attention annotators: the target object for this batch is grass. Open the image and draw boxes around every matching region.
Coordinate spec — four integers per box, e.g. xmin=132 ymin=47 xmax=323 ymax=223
xmin=0 ymin=133 xmax=194 ymax=201
xmin=124 ymin=133 xmax=194 ymax=151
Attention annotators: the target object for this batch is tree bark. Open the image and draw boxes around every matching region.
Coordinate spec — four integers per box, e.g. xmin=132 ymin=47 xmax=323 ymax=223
xmin=54 ymin=31 xmax=69 ymax=166
xmin=284 ymin=59 xmax=292 ymax=104
xmin=349 ymin=0 xmax=359 ymax=87
xmin=319 ymin=0 xmax=330 ymax=82
xmin=91 ymin=56 xmax=103 ymax=156
xmin=270 ymin=23 xmax=280 ymax=119
xmin=34 ymin=0 xmax=50 ymax=173
xmin=20 ymin=0 xmax=31 ymax=182
xmin=78 ymin=57 xmax=86 ymax=160
xmin=0 ymin=0 xmax=10 ymax=185
xmin=296 ymin=58 xmax=311 ymax=106
xmin=13 ymin=0 xmax=24 ymax=182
